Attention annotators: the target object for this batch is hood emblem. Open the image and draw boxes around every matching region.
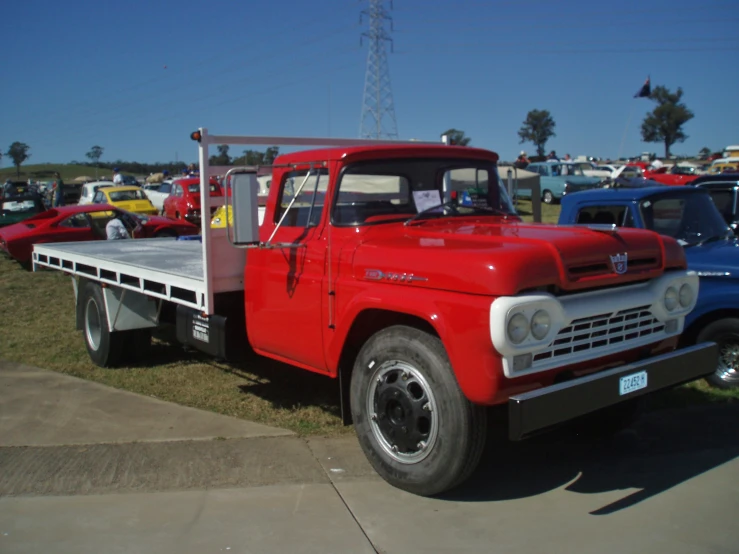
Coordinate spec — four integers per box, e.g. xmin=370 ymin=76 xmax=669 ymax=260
xmin=610 ymin=252 xmax=628 ymax=274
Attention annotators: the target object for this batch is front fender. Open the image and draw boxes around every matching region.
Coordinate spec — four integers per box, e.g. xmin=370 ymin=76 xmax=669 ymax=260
xmin=327 ymin=285 xmax=505 ymax=404
xmin=685 ymin=279 xmax=739 ymax=327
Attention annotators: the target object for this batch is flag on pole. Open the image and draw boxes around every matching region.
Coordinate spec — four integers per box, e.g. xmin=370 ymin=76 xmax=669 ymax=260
xmin=634 ymin=76 xmax=651 ymax=98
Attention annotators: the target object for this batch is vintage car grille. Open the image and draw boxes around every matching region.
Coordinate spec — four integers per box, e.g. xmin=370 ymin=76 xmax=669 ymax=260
xmin=532 ymin=305 xmax=665 ymax=364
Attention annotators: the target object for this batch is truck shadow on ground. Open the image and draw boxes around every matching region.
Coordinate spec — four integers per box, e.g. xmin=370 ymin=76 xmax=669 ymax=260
xmin=444 ymin=397 xmax=739 ymax=515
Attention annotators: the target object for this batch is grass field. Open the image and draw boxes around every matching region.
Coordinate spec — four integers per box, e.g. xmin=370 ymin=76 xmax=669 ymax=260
xmin=0 ymin=203 xmax=734 ymax=436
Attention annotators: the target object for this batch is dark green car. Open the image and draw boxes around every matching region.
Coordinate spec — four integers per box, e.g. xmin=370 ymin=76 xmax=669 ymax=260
xmin=0 ymin=194 xmax=47 ymax=227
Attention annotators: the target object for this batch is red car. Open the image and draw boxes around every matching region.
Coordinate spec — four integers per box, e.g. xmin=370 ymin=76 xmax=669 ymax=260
xmin=0 ymin=204 xmax=199 ymax=268
xmin=162 ymin=177 xmax=223 ymax=226
xmin=626 ymin=162 xmax=695 ymax=186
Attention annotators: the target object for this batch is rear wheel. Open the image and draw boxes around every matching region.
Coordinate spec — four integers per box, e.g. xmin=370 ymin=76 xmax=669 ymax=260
xmin=82 ymin=282 xmax=126 ymax=367
xmin=154 ymin=229 xmax=177 ymax=238
xmin=350 ymin=326 xmax=487 ymax=496
xmin=697 ymin=319 xmax=739 ymax=389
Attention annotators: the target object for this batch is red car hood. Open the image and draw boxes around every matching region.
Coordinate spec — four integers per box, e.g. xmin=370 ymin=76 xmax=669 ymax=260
xmin=350 ymin=218 xmax=684 ymax=295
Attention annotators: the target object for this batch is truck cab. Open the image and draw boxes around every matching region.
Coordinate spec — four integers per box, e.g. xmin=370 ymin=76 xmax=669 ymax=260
xmin=559 ymin=186 xmax=739 ymax=389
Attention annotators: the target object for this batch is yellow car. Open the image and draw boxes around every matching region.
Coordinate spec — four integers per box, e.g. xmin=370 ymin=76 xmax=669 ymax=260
xmin=91 ymin=186 xmax=158 ymax=216
xmin=210 ymin=205 xmax=265 ymax=228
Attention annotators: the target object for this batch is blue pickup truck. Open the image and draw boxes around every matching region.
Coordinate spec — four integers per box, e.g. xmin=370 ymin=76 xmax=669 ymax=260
xmin=559 ymin=186 xmax=738 ymax=389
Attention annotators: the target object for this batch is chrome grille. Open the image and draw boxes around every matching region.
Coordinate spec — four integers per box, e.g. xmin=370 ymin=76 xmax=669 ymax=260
xmin=533 ymin=305 xmax=665 ymax=363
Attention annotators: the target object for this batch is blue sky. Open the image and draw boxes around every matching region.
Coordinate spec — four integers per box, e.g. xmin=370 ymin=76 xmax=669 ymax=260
xmin=1 ymin=0 xmax=737 ymax=167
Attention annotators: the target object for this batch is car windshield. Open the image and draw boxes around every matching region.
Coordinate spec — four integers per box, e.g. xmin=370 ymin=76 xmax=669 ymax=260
xmin=640 ymin=192 xmax=732 ymax=246
xmin=109 ymin=190 xmax=146 ymax=202
xmin=332 ymin=158 xmax=516 ymax=226
xmin=705 ymin=188 xmax=735 ymax=225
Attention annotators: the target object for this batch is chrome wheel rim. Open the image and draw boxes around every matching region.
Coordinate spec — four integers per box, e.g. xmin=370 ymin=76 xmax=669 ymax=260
xmin=85 ymin=297 xmax=102 ymax=351
xmin=366 ymin=360 xmax=439 ymax=464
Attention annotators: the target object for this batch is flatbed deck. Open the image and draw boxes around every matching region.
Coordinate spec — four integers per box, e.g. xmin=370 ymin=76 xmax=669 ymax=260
xmin=33 ymin=239 xmax=210 ymax=310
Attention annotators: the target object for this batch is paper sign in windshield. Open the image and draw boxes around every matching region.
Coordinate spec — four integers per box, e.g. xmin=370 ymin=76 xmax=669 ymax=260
xmin=413 ymin=190 xmax=441 ymax=213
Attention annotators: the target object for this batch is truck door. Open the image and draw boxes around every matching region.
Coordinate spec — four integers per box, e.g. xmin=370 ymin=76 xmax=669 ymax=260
xmin=246 ymin=169 xmax=329 ymax=372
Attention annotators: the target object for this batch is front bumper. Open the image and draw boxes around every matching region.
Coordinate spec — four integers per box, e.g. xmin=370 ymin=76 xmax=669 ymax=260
xmin=508 ymin=342 xmax=717 ymax=440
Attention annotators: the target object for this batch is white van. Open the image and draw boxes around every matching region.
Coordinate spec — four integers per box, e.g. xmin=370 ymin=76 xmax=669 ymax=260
xmin=78 ymin=181 xmax=114 ymax=205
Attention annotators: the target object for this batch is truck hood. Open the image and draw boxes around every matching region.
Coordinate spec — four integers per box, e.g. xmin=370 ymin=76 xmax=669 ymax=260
xmin=350 ymin=219 xmax=680 ymax=295
xmin=685 ymin=238 xmax=739 ymax=278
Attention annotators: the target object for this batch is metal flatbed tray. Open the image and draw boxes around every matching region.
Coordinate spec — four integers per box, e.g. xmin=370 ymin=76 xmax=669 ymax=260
xmin=33 ymin=239 xmax=212 ymax=310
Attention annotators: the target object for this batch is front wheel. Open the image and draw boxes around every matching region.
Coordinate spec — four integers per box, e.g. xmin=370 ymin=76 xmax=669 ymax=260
xmin=542 ymin=190 xmax=554 ymax=204
xmin=350 ymin=326 xmax=487 ymax=496
xmin=696 ymin=319 xmax=739 ymax=389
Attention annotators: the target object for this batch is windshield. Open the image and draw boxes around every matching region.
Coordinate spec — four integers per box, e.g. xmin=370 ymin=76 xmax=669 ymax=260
xmin=704 ymin=189 xmax=735 ymax=226
xmin=640 ymin=192 xmax=732 ymax=245
xmin=332 ymin=158 xmax=516 ymax=226
xmin=109 ymin=190 xmax=146 ymax=202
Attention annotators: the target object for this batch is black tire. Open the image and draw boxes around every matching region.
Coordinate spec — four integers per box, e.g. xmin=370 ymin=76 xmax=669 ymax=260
xmin=350 ymin=325 xmax=487 ymax=496
xmin=542 ymin=190 xmax=554 ymax=204
xmin=154 ymin=229 xmax=177 ymax=238
xmin=81 ymin=282 xmax=126 ymax=367
xmin=696 ymin=318 xmax=739 ymax=389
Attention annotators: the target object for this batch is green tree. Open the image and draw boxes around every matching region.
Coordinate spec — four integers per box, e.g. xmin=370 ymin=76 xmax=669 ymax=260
xmin=640 ymin=86 xmax=694 ymax=158
xmin=518 ymin=110 xmax=556 ymax=157
xmin=209 ymin=144 xmax=231 ymax=166
xmin=6 ymin=142 xmax=31 ymax=178
xmin=232 ymin=147 xmax=280 ymax=166
xmin=86 ymin=145 xmax=104 ymax=179
xmin=699 ymin=146 xmax=711 ymax=159
xmin=441 ymin=129 xmax=471 ymax=146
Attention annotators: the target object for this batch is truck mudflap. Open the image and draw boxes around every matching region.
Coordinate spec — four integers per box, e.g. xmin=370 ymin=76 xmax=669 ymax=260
xmin=508 ymin=342 xmax=718 ymax=440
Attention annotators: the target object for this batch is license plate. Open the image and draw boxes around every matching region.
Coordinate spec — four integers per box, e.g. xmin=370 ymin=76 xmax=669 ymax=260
xmin=619 ymin=371 xmax=648 ymax=395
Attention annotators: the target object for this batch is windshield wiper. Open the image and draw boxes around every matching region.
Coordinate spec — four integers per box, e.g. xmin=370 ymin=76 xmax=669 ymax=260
xmin=405 ymin=200 xmax=508 ymax=226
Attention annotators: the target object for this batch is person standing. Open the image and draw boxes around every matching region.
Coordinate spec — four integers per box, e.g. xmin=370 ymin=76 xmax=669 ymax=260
xmin=52 ymin=172 xmax=65 ymax=207
xmin=113 ymin=168 xmax=124 ymax=185
xmin=514 ymin=151 xmax=530 ymax=169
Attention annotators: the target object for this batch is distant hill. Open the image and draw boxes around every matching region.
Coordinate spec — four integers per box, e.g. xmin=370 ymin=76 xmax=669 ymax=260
xmin=0 ymin=164 xmax=133 ymax=182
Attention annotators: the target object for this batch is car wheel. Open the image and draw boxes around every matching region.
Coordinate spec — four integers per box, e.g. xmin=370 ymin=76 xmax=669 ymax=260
xmin=542 ymin=190 xmax=554 ymax=204
xmin=697 ymin=319 xmax=739 ymax=389
xmin=154 ymin=229 xmax=177 ymax=238
xmin=81 ymin=282 xmax=125 ymax=368
xmin=350 ymin=325 xmax=487 ymax=496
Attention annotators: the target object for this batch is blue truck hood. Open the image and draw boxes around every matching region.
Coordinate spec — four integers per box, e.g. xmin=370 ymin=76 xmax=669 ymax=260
xmin=685 ymin=238 xmax=739 ymax=277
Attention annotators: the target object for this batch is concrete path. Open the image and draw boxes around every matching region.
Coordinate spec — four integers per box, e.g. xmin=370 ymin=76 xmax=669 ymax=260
xmin=1 ymin=361 xmax=738 ymax=554
xmin=0 ymin=361 xmax=291 ymax=446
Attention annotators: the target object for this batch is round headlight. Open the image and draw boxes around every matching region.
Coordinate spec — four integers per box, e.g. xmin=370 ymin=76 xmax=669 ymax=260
xmin=530 ymin=310 xmax=551 ymax=340
xmin=507 ymin=313 xmax=530 ymax=345
xmin=679 ymin=283 xmax=694 ymax=308
xmin=664 ymin=286 xmax=679 ymax=311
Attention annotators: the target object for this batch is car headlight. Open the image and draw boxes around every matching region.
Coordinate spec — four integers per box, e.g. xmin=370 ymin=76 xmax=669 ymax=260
xmin=530 ymin=310 xmax=551 ymax=340
xmin=679 ymin=283 xmax=694 ymax=308
xmin=664 ymin=286 xmax=679 ymax=311
xmin=507 ymin=313 xmax=529 ymax=344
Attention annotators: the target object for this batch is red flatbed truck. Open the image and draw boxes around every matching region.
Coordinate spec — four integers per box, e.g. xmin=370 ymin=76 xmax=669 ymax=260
xmin=33 ymin=129 xmax=716 ymax=495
